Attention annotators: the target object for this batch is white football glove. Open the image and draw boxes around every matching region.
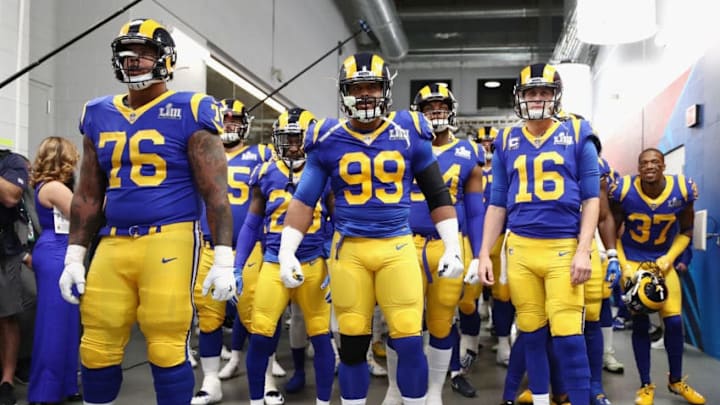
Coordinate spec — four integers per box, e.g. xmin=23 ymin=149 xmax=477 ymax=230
xmin=464 ymin=258 xmax=481 ymax=285
xmin=438 ymin=248 xmax=464 ymax=279
xmin=59 ymin=244 xmax=87 ymax=305
xmin=435 ymin=218 xmax=464 ymax=279
xmin=278 ymin=226 xmax=306 ymax=288
xmin=278 ymin=250 xmax=304 ymax=288
xmin=202 ymin=246 xmax=237 ymax=301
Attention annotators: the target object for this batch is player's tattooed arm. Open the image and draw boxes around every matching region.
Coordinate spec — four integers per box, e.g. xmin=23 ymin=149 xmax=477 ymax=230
xmin=189 ymin=129 xmax=233 ymax=246
xmin=69 ymin=136 xmax=107 ymax=246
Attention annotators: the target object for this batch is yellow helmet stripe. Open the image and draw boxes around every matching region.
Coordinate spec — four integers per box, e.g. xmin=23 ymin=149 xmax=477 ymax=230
xmin=438 ymin=84 xmax=449 ymax=98
xmin=371 ymin=54 xmax=385 ymax=77
xmin=138 ymin=19 xmax=162 ymax=39
xmin=419 ymin=85 xmax=432 ymax=99
xmin=519 ymin=65 xmax=532 ymax=86
xmin=278 ymin=111 xmax=290 ymax=128
xmin=343 ymin=56 xmax=357 ymax=80
xmin=542 ymin=64 xmax=557 ymax=83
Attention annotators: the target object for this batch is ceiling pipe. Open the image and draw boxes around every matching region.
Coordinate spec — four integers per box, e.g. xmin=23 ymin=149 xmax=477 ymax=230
xmin=399 ymin=7 xmax=564 ymax=20
xmin=351 ymin=0 xmax=409 ymax=61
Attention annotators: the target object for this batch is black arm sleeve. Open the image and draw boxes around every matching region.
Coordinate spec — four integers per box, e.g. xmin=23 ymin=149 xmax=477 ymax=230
xmin=415 ymin=161 xmax=453 ymax=211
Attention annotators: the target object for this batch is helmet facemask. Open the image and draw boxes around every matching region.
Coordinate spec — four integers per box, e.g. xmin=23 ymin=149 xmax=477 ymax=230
xmin=340 ymin=78 xmax=392 ymax=123
xmin=514 ymin=85 xmax=561 ymax=120
xmin=273 ymin=124 xmax=306 ymax=171
xmin=111 ymin=19 xmax=176 ymax=91
xmin=411 ymin=83 xmax=458 ymax=134
xmin=221 ymin=114 xmax=252 ymax=147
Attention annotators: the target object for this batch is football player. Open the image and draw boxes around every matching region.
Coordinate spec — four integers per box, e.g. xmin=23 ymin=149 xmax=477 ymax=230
xmin=383 ymin=82 xmax=483 ymax=404
xmin=610 ymin=148 xmax=705 ymax=405
xmin=60 ymin=18 xmax=235 ymax=404
xmin=278 ymin=52 xmax=463 ymax=405
xmin=469 ymin=125 xmax=516 ymax=368
xmin=467 ymin=63 xmax=599 ymax=405
xmin=191 ymin=98 xmax=271 ymax=404
xmin=234 ymin=108 xmax=335 ymax=405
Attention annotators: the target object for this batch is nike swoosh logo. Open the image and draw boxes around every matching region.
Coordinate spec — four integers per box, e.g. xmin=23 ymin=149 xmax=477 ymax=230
xmin=247 ymin=262 xmax=255 ymax=267
xmin=395 ymin=243 xmax=408 ymax=250
xmin=558 ymin=251 xmax=570 ymax=256
xmin=161 ymin=257 xmax=177 ymax=263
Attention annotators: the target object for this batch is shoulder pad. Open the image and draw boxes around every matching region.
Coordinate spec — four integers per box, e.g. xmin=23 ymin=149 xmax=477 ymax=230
xmin=305 ymin=118 xmax=341 ymax=152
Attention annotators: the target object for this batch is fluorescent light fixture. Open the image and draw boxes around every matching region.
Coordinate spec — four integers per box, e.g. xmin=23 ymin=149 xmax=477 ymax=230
xmin=205 ymin=57 xmax=286 ymax=113
xmin=484 ymin=80 xmax=501 ymax=88
xmin=577 ymin=0 xmax=657 ymax=45
xmin=172 ymin=27 xmax=286 ymax=114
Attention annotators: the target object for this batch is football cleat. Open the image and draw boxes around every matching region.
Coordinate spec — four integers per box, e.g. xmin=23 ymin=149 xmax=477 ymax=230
xmin=285 ymin=371 xmax=306 ymax=393
xmin=591 ymin=393 xmax=612 ymax=405
xmin=668 ymin=377 xmax=706 ymax=404
xmin=190 ymin=376 xmax=222 ymax=404
xmin=634 ymin=383 xmax=655 ymax=405
xmin=603 ymin=349 xmax=624 ymax=374
xmin=516 ymin=389 xmax=533 ymax=404
xmin=450 ymin=374 xmax=476 ymax=398
xmin=264 ymin=389 xmax=285 ymax=405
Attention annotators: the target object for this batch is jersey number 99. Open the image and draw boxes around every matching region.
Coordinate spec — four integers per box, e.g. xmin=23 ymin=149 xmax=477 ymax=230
xmin=339 ymin=151 xmax=405 ymax=205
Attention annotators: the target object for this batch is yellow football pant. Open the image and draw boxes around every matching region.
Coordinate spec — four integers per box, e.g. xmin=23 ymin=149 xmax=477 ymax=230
xmin=329 ymin=233 xmax=423 ymax=338
xmin=80 ymin=222 xmax=199 ymax=368
xmin=506 ymin=232 xmax=585 ymax=336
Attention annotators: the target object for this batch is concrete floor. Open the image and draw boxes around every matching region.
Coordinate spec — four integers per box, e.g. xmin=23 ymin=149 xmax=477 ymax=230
xmin=13 ymin=319 xmax=720 ymax=405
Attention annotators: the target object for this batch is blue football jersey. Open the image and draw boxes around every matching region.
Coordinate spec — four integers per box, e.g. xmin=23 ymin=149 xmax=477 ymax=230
xmin=493 ymin=118 xmax=596 ymax=238
xmin=409 ymin=137 xmax=483 ymax=236
xmin=611 ymin=174 xmax=697 ymax=262
xmin=252 ymin=160 xmax=329 ymax=263
xmin=200 ymin=144 xmax=272 ymax=246
xmin=303 ymin=110 xmax=436 ymax=238
xmin=79 ymin=91 xmax=223 ymax=229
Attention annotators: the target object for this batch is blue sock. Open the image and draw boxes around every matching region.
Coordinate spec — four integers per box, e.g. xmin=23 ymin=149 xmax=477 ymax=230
xmin=150 ymin=362 xmax=194 ymax=405
xmin=548 ymin=332 xmax=565 ymax=396
xmin=285 ymin=348 xmax=306 ymax=393
xmin=338 ymin=362 xmax=370 ymax=400
xmin=231 ymin=314 xmax=248 ymax=351
xmin=429 ymin=333 xmax=455 ymax=350
xmin=291 ymin=347 xmax=306 ymax=375
xmin=553 ymin=335 xmax=590 ymax=405
xmin=600 ymin=298 xmax=613 ymax=327
xmin=525 ymin=326 xmax=550 ymax=395
xmin=310 ymin=334 xmax=335 ymax=401
xmin=81 ymin=365 xmax=122 ymax=404
xmin=246 ymin=334 xmax=276 ymax=400
xmin=449 ymin=326 xmax=461 ymax=372
xmin=664 ymin=315 xmax=684 ymax=382
xmin=503 ymin=332 xmax=526 ymax=401
xmin=632 ymin=314 xmax=651 ymax=385
xmin=391 ymin=336 xmax=428 ymax=398
xmin=493 ymin=300 xmax=515 ymax=337
xmin=198 ymin=328 xmax=223 ymax=357
xmin=459 ymin=306 xmax=480 ymax=336
xmin=584 ymin=320 xmax=604 ymax=395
